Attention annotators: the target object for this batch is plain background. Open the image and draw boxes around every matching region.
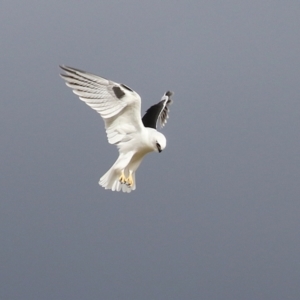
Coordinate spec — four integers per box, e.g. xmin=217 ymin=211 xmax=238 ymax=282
xmin=1 ymin=1 xmax=300 ymax=299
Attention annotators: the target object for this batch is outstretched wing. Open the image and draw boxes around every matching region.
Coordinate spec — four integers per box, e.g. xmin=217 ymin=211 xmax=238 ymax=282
xmin=142 ymin=91 xmax=173 ymax=129
xmin=60 ymin=65 xmax=144 ymax=145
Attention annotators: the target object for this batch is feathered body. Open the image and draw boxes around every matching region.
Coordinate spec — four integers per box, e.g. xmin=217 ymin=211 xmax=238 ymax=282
xmin=60 ymin=65 xmax=172 ymax=192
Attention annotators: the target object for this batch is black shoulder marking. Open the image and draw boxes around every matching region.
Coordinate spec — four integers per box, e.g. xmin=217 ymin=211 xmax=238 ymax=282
xmin=121 ymin=83 xmax=133 ymax=92
xmin=142 ymin=101 xmax=165 ymax=129
xmin=112 ymin=86 xmax=125 ymax=99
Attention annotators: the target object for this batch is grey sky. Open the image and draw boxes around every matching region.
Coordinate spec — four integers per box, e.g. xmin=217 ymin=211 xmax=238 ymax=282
xmin=1 ymin=1 xmax=300 ymax=299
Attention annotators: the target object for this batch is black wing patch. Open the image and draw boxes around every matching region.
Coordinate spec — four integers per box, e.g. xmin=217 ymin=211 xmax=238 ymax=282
xmin=142 ymin=91 xmax=173 ymax=129
xmin=112 ymin=86 xmax=125 ymax=99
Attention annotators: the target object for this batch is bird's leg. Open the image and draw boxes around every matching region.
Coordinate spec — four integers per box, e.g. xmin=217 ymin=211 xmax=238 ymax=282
xmin=126 ymin=170 xmax=134 ymax=187
xmin=119 ymin=170 xmax=126 ymax=184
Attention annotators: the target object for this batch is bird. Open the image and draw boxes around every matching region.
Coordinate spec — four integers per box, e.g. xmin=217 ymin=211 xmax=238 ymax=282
xmin=59 ymin=65 xmax=173 ymax=193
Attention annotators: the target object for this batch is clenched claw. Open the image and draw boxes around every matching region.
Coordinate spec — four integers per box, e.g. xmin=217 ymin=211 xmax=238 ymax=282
xmin=126 ymin=174 xmax=134 ymax=187
xmin=119 ymin=171 xmax=126 ymax=184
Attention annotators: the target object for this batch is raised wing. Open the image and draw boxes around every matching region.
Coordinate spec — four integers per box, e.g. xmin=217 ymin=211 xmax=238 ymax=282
xmin=142 ymin=91 xmax=173 ymax=129
xmin=60 ymin=65 xmax=144 ymax=145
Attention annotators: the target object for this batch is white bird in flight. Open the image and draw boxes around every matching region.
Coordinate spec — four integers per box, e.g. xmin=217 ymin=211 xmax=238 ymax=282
xmin=59 ymin=66 xmax=173 ymax=193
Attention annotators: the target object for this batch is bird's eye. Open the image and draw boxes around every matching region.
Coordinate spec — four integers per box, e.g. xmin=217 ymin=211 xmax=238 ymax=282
xmin=156 ymin=142 xmax=162 ymax=153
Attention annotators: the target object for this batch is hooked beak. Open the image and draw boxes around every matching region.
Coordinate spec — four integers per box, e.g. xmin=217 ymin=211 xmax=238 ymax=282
xmin=156 ymin=143 xmax=162 ymax=153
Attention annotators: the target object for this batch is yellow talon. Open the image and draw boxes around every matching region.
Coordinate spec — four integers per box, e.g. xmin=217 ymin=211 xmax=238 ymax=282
xmin=119 ymin=171 xmax=126 ymax=184
xmin=126 ymin=174 xmax=134 ymax=187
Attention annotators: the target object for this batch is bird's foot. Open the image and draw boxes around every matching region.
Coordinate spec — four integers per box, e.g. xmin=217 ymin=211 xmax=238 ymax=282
xmin=119 ymin=171 xmax=134 ymax=187
xmin=125 ymin=174 xmax=134 ymax=187
xmin=119 ymin=171 xmax=126 ymax=184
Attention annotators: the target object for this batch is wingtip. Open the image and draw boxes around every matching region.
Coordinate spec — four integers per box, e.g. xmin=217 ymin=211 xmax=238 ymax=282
xmin=59 ymin=65 xmax=86 ymax=74
xmin=59 ymin=65 xmax=70 ymax=79
xmin=60 ymin=64 xmax=81 ymax=72
xmin=161 ymin=91 xmax=173 ymax=105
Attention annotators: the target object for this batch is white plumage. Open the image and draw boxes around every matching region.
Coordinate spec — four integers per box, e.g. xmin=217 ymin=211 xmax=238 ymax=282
xmin=60 ymin=65 xmax=173 ymax=193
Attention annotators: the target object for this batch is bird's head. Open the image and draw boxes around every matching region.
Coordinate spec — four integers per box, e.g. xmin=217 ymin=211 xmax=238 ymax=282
xmin=153 ymin=132 xmax=166 ymax=153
